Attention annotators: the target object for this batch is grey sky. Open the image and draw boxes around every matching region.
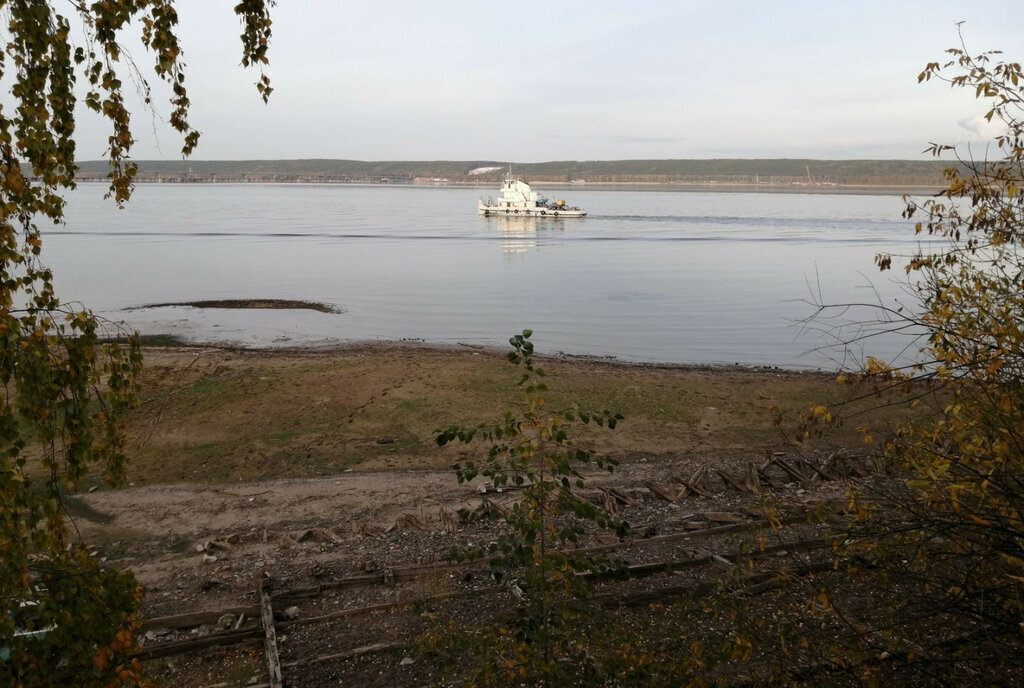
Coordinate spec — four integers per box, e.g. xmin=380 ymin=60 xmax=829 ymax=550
xmin=71 ymin=0 xmax=1022 ymax=162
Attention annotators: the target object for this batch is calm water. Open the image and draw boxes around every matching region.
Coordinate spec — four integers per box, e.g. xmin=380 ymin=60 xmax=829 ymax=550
xmin=41 ymin=183 xmax=935 ymax=369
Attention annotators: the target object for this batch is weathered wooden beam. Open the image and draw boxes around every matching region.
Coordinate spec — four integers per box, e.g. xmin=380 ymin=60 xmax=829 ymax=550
xmin=279 ymin=587 xmax=504 ymax=630
xmin=142 ymin=605 xmax=259 ymax=631
xmin=599 ymin=486 xmax=641 ymax=506
xmin=259 ymin=581 xmax=283 ymax=688
xmin=281 ymin=641 xmax=403 ymax=669
xmin=774 ymin=457 xmax=811 ymax=483
xmin=643 ymin=480 xmax=680 ymax=502
xmin=137 ymin=627 xmax=263 ymax=660
xmin=714 ymin=468 xmax=747 ymax=492
xmin=743 ymin=461 xmax=765 ymax=494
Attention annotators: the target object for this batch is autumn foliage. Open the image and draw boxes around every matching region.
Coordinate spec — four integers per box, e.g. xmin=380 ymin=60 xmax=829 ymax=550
xmin=789 ymin=40 xmax=1024 ymax=683
xmin=1 ymin=2 xmax=273 ymax=685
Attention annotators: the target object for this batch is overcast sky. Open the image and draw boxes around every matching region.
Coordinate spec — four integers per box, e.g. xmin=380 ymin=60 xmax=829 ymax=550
xmin=71 ymin=0 xmax=1022 ymax=162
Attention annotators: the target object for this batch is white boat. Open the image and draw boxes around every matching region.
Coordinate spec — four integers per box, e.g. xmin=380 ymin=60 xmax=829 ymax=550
xmin=478 ymin=174 xmax=586 ymax=217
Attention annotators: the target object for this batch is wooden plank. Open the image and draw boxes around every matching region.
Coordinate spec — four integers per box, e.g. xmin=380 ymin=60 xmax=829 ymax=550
xmin=259 ymin=582 xmax=283 ymax=688
xmin=675 ymin=478 xmax=714 ymax=498
xmin=643 ymin=480 xmax=679 ymax=502
xmin=711 ymin=554 xmax=735 ymax=570
xmin=774 ymin=457 xmax=811 ymax=483
xmin=756 ymin=466 xmax=785 ymax=489
xmin=714 ymin=468 xmax=747 ymax=492
xmin=743 ymin=462 xmax=765 ymax=494
xmin=282 ymin=641 xmax=403 ymax=669
xmin=671 ymin=465 xmax=715 ymax=497
xmin=439 ymin=507 xmax=458 ymax=534
xmin=143 ymin=605 xmax=260 ymax=631
xmin=703 ymin=511 xmax=747 ymax=523
xmin=279 ymin=586 xmax=504 ymax=630
xmin=689 ymin=464 xmax=713 ymax=493
xmin=138 ymin=535 xmax=833 ymax=662
xmin=136 ymin=627 xmax=263 ymax=660
xmin=599 ymin=486 xmax=641 ymax=506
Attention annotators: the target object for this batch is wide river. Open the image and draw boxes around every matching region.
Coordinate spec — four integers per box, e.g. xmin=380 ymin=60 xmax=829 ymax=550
xmin=42 ymin=183 xmax=937 ymax=369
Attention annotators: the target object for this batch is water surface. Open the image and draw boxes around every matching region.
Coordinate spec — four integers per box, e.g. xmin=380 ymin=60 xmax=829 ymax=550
xmin=42 ymin=183 xmax=935 ymax=368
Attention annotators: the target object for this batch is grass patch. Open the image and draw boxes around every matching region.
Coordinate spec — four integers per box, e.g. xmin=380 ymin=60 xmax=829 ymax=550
xmin=120 ymin=345 xmax=926 ymax=484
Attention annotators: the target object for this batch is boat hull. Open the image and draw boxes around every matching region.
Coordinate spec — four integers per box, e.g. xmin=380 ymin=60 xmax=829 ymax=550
xmin=478 ymin=203 xmax=586 ymax=217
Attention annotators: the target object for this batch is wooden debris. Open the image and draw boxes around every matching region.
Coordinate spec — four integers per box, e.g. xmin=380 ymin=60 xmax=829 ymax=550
xmin=136 ymin=626 xmax=264 ymax=660
xmin=675 ymin=466 xmax=716 ymax=499
xmin=281 ymin=641 xmax=403 ymax=669
xmin=774 ymin=457 xmax=811 ymax=483
xmin=439 ymin=507 xmax=458 ymax=534
xmin=710 ymin=554 xmax=735 ymax=570
xmin=703 ymin=512 xmax=747 ymax=523
xmin=296 ymin=528 xmax=340 ymax=544
xmin=481 ymin=498 xmax=509 ymax=519
xmin=599 ymin=486 xmax=641 ymax=506
xmin=278 ymin=587 xmax=503 ymax=631
xmin=801 ymin=460 xmax=833 ymax=482
xmin=389 ymin=513 xmax=429 ymax=532
xmin=643 ymin=480 xmax=679 ymax=502
xmin=742 ymin=462 xmax=765 ymax=494
xmin=275 ymin=535 xmax=297 ymax=549
xmin=670 ymin=464 xmax=715 ymax=497
xmin=757 ymin=464 xmax=785 ymax=489
xmin=143 ymin=605 xmax=259 ymax=631
xmin=352 ymin=521 xmax=384 ymax=537
xmin=714 ymin=469 xmax=747 ymax=493
xmin=258 ymin=580 xmax=283 ymax=688
xmin=598 ymin=490 xmax=618 ymax=515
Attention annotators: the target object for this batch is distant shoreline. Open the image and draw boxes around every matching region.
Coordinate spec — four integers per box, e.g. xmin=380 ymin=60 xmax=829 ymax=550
xmin=71 ymin=158 xmax=955 ymax=193
xmin=72 ymin=178 xmax=938 ymax=196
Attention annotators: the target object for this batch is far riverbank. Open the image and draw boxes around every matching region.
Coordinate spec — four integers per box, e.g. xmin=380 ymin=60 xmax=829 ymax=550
xmin=71 ymin=177 xmax=940 ymax=196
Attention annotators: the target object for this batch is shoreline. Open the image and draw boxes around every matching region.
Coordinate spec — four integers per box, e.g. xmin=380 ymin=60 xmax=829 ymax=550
xmin=135 ymin=337 xmax=839 ymax=377
xmin=73 ymin=178 xmax=938 ymax=195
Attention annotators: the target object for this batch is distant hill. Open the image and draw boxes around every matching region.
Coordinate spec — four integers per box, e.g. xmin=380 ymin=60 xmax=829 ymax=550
xmin=74 ymin=158 xmax=957 ymax=188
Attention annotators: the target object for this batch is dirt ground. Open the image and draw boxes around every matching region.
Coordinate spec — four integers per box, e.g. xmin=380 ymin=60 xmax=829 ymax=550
xmin=63 ymin=343 xmax=901 ymax=686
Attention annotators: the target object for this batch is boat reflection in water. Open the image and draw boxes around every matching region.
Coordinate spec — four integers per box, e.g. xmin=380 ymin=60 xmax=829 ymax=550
xmin=485 ymin=215 xmax=566 ymax=256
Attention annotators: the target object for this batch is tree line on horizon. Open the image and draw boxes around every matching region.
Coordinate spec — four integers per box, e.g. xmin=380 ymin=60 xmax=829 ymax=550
xmin=73 ymin=157 xmax=958 ymax=187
